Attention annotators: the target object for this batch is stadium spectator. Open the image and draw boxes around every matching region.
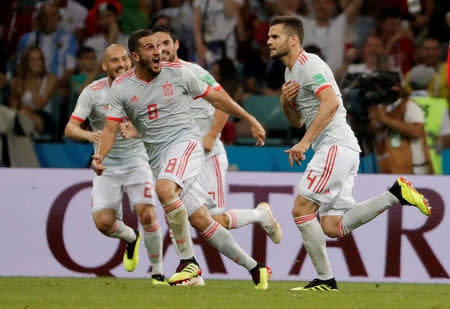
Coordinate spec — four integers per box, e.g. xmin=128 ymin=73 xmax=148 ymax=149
xmin=156 ymin=0 xmax=195 ymax=60
xmin=10 ymin=46 xmax=57 ymax=135
xmin=294 ymin=0 xmax=364 ymax=73
xmin=0 ymin=0 xmax=33 ymax=68
xmin=375 ymin=7 xmax=414 ymax=75
xmin=405 ymin=36 xmax=449 ymax=101
xmin=193 ymin=0 xmax=245 ymax=66
xmin=369 ymin=82 xmax=432 ymax=174
xmin=338 ymin=0 xmax=376 ymax=49
xmin=335 ymin=35 xmax=384 ymax=82
xmin=52 ymin=0 xmax=88 ymax=44
xmin=266 ymin=0 xmax=310 ymax=17
xmin=84 ymin=2 xmax=129 ymax=62
xmin=69 ymin=46 xmax=104 ymax=115
xmin=85 ymin=0 xmax=122 ymax=37
xmin=409 ymin=64 xmax=450 ymax=174
xmin=16 ymin=3 xmax=78 ymax=84
xmin=118 ymin=0 xmax=150 ymax=35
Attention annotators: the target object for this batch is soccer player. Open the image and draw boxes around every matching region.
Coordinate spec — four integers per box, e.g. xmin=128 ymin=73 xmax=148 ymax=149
xmin=121 ymin=24 xmax=282 ymax=243
xmin=64 ymin=44 xmax=167 ymax=285
xmin=92 ymin=29 xmax=270 ymax=289
xmin=267 ymin=16 xmax=431 ymax=291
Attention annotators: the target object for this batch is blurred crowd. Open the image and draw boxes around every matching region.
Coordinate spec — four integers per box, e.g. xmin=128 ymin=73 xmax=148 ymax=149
xmin=0 ymin=0 xmax=449 ymax=173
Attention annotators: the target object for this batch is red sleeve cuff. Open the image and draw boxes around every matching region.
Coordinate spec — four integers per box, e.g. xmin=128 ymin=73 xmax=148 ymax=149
xmin=213 ymin=85 xmax=222 ymax=91
xmin=70 ymin=115 xmax=85 ymax=122
xmin=106 ymin=117 xmax=123 ymax=121
xmin=193 ymin=85 xmax=211 ymax=100
xmin=315 ymin=84 xmax=332 ymax=96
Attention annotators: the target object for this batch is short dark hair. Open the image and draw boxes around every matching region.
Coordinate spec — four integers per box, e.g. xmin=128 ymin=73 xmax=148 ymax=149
xmin=151 ymin=24 xmax=178 ymax=41
xmin=379 ymin=7 xmax=401 ymax=20
xmin=76 ymin=46 xmax=95 ymax=59
xmin=128 ymin=29 xmax=153 ymax=53
xmin=270 ymin=16 xmax=304 ymax=45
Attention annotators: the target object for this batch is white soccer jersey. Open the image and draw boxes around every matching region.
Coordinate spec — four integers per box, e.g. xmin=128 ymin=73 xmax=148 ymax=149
xmin=180 ymin=59 xmax=226 ymax=159
xmin=285 ymin=51 xmax=361 ymax=152
xmin=71 ymin=77 xmax=149 ymax=170
xmin=106 ymin=64 xmax=210 ymax=174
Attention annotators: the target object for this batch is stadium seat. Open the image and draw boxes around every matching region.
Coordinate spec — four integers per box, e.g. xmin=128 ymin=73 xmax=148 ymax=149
xmin=235 ymin=95 xmax=291 ymax=146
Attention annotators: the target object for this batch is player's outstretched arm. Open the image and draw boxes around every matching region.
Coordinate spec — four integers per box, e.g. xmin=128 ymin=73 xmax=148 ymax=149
xmin=64 ymin=118 xmax=102 ymax=144
xmin=203 ymin=88 xmax=265 ymax=145
xmin=203 ymin=91 xmax=229 ymax=151
xmin=92 ymin=119 xmax=119 ymax=175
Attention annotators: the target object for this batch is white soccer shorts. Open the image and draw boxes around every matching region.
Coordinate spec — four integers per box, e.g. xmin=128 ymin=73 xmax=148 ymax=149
xmin=197 ymin=152 xmax=228 ymax=216
xmin=297 ymin=145 xmax=359 ymax=217
xmin=158 ymin=140 xmax=215 ymax=216
xmin=91 ymin=164 xmax=156 ymax=217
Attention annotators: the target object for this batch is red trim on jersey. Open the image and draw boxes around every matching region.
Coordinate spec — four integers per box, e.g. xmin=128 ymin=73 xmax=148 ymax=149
xmin=177 ymin=142 xmax=197 ymax=178
xmin=313 ymin=146 xmax=337 ymax=193
xmin=161 ymin=62 xmax=182 ymax=68
xmin=90 ymin=80 xmax=107 ymax=90
xmin=213 ymin=85 xmax=222 ymax=91
xmin=227 ymin=210 xmax=237 ymax=229
xmin=315 ymin=84 xmax=332 ymax=96
xmin=70 ymin=115 xmax=85 ymax=122
xmin=193 ymin=85 xmax=211 ymax=100
xmin=176 ymin=141 xmax=195 ymax=177
xmin=114 ymin=71 xmax=133 ymax=84
xmin=289 ymin=101 xmax=295 ymax=107
xmin=106 ymin=117 xmax=123 ymax=121
xmin=297 ymin=51 xmax=308 ymax=65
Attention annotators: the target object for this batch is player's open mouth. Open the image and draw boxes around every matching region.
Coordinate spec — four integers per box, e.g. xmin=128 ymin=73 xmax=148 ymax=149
xmin=116 ymin=69 xmax=126 ymax=74
xmin=153 ymin=58 xmax=160 ymax=66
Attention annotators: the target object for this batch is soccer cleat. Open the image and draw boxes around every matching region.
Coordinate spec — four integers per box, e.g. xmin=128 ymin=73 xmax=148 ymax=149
xmin=251 ymin=263 xmax=271 ymax=290
xmin=186 ymin=275 xmax=205 ymax=286
xmin=256 ymin=202 xmax=282 ymax=244
xmin=151 ymin=274 xmax=169 ymax=286
xmin=168 ymin=261 xmax=202 ymax=286
xmin=123 ymin=229 xmax=141 ymax=272
xmin=290 ymin=278 xmax=338 ymax=291
xmin=389 ymin=177 xmax=431 ymax=216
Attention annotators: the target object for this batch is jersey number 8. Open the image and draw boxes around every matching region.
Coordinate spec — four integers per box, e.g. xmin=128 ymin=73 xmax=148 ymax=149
xmin=147 ymin=104 xmax=158 ymax=120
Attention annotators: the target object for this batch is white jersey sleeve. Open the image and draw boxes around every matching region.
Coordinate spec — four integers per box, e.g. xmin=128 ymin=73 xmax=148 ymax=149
xmin=300 ymin=59 xmax=334 ymax=96
xmin=106 ymin=83 xmax=125 ymax=121
xmin=72 ymin=87 xmax=94 ymax=121
xmin=182 ymin=65 xmax=211 ymax=99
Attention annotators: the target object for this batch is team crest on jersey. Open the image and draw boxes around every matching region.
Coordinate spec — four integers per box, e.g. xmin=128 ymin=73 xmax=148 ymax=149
xmin=162 ymin=83 xmax=174 ymax=97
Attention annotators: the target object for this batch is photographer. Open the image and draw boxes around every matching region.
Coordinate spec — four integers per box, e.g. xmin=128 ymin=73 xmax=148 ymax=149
xmin=368 ymin=81 xmax=433 ymax=174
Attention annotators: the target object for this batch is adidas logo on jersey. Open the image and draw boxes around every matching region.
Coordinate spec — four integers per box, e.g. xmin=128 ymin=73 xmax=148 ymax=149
xmin=130 ymin=95 xmax=139 ymax=103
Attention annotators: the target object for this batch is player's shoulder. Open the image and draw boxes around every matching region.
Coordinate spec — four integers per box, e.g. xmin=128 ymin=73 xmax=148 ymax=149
xmin=297 ymin=52 xmax=323 ymax=68
xmin=179 ymin=59 xmax=203 ymax=71
xmin=113 ymin=68 xmax=134 ymax=85
xmin=161 ymin=61 xmax=183 ymax=70
xmin=87 ymin=77 xmax=108 ymax=91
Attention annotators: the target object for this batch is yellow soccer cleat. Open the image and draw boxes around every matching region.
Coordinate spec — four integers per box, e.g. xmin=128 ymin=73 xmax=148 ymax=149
xmin=256 ymin=202 xmax=282 ymax=244
xmin=251 ymin=264 xmax=271 ymax=290
xmin=391 ymin=177 xmax=431 ymax=216
xmin=123 ymin=229 xmax=141 ymax=272
xmin=290 ymin=278 xmax=339 ymax=291
xmin=151 ymin=274 xmax=169 ymax=286
xmin=168 ymin=262 xmax=202 ymax=286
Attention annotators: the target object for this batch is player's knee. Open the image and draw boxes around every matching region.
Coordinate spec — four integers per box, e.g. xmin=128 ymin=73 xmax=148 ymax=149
xmin=189 ymin=206 xmax=212 ymax=231
xmin=322 ymin=225 xmax=339 ymax=238
xmin=94 ymin=216 xmax=115 ymax=235
xmin=136 ymin=204 xmax=156 ymax=225
xmin=155 ymin=182 xmax=177 ymax=203
xmin=212 ymin=214 xmax=229 ymax=229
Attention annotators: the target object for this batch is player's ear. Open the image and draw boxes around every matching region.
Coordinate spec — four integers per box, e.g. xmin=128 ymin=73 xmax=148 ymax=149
xmin=175 ymin=40 xmax=180 ymax=52
xmin=101 ymin=61 xmax=107 ymax=72
xmin=130 ymin=51 xmax=139 ymax=63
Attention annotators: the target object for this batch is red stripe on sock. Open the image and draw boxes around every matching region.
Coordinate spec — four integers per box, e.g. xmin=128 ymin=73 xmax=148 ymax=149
xmin=294 ymin=214 xmax=316 ymax=225
xmin=144 ymin=222 xmax=160 ymax=233
xmin=164 ymin=199 xmax=183 ymax=213
xmin=202 ymin=222 xmax=220 ymax=240
xmin=227 ymin=210 xmax=237 ymax=229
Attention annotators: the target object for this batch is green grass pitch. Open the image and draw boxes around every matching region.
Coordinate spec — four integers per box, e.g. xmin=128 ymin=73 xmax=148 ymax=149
xmin=1 ymin=277 xmax=449 ymax=309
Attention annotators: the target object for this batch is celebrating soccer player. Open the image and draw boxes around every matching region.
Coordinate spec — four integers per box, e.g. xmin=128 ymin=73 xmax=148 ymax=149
xmin=92 ymin=29 xmax=270 ymax=289
xmin=65 ymin=44 xmax=167 ymax=285
xmin=267 ymin=16 xmax=431 ymax=291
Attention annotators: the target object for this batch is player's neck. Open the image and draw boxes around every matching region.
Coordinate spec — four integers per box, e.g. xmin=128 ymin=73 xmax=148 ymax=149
xmin=286 ymin=47 xmax=304 ymax=71
xmin=134 ymin=65 xmax=156 ymax=83
xmin=107 ymin=76 xmax=113 ymax=87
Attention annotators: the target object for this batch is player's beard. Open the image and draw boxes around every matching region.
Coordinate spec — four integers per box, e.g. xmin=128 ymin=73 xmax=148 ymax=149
xmin=269 ymin=45 xmax=289 ymax=59
xmin=161 ymin=50 xmax=176 ymax=62
xmin=141 ymin=57 xmax=160 ymax=76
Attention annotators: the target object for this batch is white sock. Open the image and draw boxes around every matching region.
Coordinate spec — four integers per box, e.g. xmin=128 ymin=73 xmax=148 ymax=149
xmin=168 ymin=228 xmax=195 ymax=257
xmin=200 ymin=221 xmax=257 ymax=271
xmin=163 ymin=198 xmax=194 ymax=260
xmin=225 ymin=209 xmax=264 ymax=229
xmin=339 ymin=191 xmax=399 ymax=237
xmin=109 ymin=220 xmax=136 ymax=243
xmin=142 ymin=221 xmax=163 ymax=276
xmin=294 ymin=214 xmax=333 ymax=280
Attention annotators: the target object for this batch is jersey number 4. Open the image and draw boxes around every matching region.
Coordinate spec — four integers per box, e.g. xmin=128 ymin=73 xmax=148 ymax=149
xmin=147 ymin=104 xmax=158 ymax=120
